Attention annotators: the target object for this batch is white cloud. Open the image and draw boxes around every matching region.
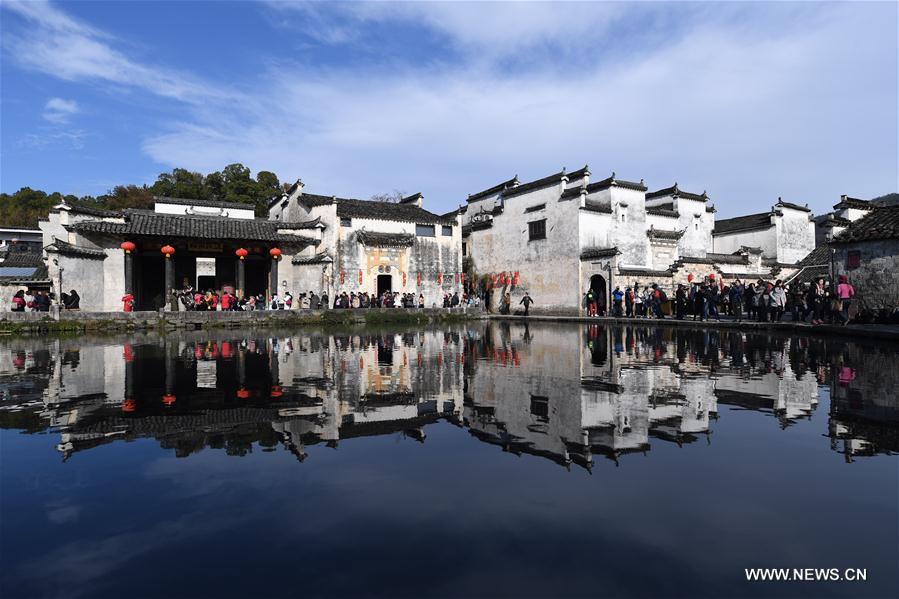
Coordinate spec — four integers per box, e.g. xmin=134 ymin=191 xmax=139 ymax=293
xmin=42 ymin=97 xmax=80 ymax=123
xmin=144 ymin=2 xmax=898 ymax=215
xmin=3 ymin=1 xmax=897 ymax=215
xmin=2 ymin=0 xmax=230 ymax=104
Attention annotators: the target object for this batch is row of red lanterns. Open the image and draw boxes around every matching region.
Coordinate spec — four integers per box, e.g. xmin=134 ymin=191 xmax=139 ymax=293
xmin=119 ymin=242 xmax=281 ymax=259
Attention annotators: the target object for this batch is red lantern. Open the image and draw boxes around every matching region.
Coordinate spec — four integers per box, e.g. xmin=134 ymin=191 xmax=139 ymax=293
xmin=269 ymin=247 xmax=282 ymax=259
xmin=513 ymin=271 xmax=519 ymax=286
xmin=120 ymin=241 xmax=135 ymax=253
xmin=122 ymin=399 xmax=137 ymax=412
xmin=687 ymin=273 xmax=694 ymax=282
xmin=270 ymin=385 xmax=283 ymax=398
xmin=236 ymin=388 xmax=250 ymax=399
xmin=161 ymin=245 xmax=175 ymax=257
xmin=162 ymin=393 xmax=176 ymax=406
xmin=235 ymin=248 xmax=248 ymax=260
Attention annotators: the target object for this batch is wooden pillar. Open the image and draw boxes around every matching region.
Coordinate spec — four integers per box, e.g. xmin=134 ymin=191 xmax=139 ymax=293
xmin=270 ymin=258 xmax=279 ymax=296
xmin=164 ymin=255 xmax=174 ymax=310
xmin=237 ymin=258 xmax=245 ymax=298
xmin=124 ymin=252 xmax=134 ymax=295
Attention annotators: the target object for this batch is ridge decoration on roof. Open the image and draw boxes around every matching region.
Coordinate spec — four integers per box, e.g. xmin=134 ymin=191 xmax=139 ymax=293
xmin=467 ymin=176 xmax=519 ymax=202
xmin=646 ymin=183 xmax=709 ymax=202
xmin=585 ymin=172 xmax=647 ymax=193
xmin=774 ymin=198 xmax=811 ymax=212
xmin=647 ymin=228 xmax=684 ymax=241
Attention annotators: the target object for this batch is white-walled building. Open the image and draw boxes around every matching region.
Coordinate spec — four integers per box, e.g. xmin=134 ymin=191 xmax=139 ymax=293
xmin=460 ymin=166 xmax=815 ymax=314
xmin=24 ymin=181 xmax=462 ymax=311
xmin=712 ymin=198 xmax=816 ymax=264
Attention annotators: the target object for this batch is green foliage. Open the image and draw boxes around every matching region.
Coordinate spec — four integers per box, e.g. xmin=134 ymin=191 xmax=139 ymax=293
xmin=1 ymin=163 xmax=282 ymax=226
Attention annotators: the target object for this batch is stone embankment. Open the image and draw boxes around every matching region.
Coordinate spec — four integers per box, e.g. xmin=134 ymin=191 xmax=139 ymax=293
xmin=488 ymin=313 xmax=899 ymax=341
xmin=0 ymin=308 xmax=481 ymax=335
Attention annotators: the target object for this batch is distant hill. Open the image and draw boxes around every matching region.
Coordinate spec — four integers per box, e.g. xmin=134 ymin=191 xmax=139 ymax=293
xmin=873 ymin=192 xmax=899 ymax=206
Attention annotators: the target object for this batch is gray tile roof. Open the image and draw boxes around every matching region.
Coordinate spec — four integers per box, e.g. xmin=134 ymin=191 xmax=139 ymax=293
xmin=647 ymin=228 xmax=684 ymax=240
xmin=292 ymin=253 xmax=333 ymax=264
xmin=797 ymin=244 xmax=832 ymax=267
xmin=580 ymin=247 xmax=620 ymax=260
xmin=833 ymin=196 xmax=873 ymax=211
xmin=297 ymin=192 xmax=455 ymax=225
xmin=775 ymin=199 xmax=811 ymax=213
xmin=54 ymin=201 xmax=122 ymax=218
xmin=647 ymin=205 xmax=679 ymax=218
xmin=713 ymin=212 xmax=773 ymax=235
xmin=586 ymin=173 xmax=647 ymax=193
xmin=467 ymin=176 xmax=519 ymax=202
xmin=832 ymin=205 xmax=899 ymax=243
xmin=69 ymin=212 xmax=319 ymax=245
xmin=45 ymin=238 xmax=107 ymax=259
xmin=0 ymin=251 xmax=44 ymax=268
xmin=503 ymin=170 xmax=566 ymax=198
xmin=646 ymin=184 xmax=708 ymax=202
xmin=355 ymin=231 xmax=415 ymax=247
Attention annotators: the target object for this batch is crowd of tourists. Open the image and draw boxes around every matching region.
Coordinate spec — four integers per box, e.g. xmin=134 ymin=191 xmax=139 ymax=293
xmin=575 ymin=275 xmax=858 ymax=326
xmin=9 ymin=289 xmax=80 ymax=312
xmin=160 ymin=286 xmax=476 ymax=313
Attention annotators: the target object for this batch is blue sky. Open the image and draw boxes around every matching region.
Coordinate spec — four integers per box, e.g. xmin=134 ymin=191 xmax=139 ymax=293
xmin=1 ymin=1 xmax=896 ymax=217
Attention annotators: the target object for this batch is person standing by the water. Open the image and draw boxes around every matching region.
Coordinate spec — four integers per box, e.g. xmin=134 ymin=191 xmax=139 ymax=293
xmin=122 ymin=293 xmax=134 ymax=312
xmin=519 ymin=292 xmax=533 ymax=316
xmin=836 ymin=275 xmax=855 ymax=325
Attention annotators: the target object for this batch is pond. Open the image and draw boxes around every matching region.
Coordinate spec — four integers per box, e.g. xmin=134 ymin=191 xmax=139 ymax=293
xmin=1 ymin=323 xmax=897 ymax=598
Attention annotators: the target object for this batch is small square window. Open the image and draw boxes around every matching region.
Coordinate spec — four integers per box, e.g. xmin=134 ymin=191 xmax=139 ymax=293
xmin=416 ymin=224 xmax=435 ymax=237
xmin=442 ymin=225 xmax=453 ymax=236
xmin=340 ymin=217 xmax=352 ymax=227
xmin=847 ymin=250 xmax=861 ymax=269
xmin=528 ymin=219 xmax=546 ymax=241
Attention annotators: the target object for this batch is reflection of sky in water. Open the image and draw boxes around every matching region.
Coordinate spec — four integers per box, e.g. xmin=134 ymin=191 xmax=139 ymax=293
xmin=1 ymin=323 xmax=897 ymax=598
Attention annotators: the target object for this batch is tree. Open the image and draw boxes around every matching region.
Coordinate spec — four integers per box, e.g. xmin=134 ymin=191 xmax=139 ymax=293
xmin=369 ymin=190 xmax=406 ymax=203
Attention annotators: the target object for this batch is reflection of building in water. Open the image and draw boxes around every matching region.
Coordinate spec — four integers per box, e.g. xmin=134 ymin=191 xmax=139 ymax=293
xmin=464 ymin=323 xmax=826 ymax=469
xmin=1 ymin=324 xmax=896 ymax=468
xmin=0 ymin=330 xmax=463 ymax=461
xmin=826 ymin=346 xmax=899 ymax=461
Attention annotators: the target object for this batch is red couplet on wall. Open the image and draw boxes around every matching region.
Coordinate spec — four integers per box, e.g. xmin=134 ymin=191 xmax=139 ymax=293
xmin=358 ymin=270 xmax=363 ymax=284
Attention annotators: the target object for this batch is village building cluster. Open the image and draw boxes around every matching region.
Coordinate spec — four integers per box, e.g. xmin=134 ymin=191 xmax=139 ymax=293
xmin=0 ymin=165 xmax=896 ymax=315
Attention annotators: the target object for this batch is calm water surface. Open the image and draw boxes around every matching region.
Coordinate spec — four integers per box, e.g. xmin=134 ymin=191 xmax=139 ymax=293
xmin=1 ymin=322 xmax=897 ymax=599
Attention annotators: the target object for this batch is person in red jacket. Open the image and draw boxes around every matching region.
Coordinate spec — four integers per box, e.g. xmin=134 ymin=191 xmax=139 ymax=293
xmin=220 ymin=291 xmax=231 ymax=311
xmin=122 ymin=293 xmax=134 ymax=312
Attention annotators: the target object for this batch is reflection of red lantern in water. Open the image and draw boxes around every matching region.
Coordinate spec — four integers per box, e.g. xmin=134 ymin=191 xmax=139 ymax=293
xmin=236 ymin=388 xmax=250 ymax=399
xmin=122 ymin=399 xmax=137 ymax=412
xmin=123 ymin=344 xmax=134 ymax=362
xmin=162 ymin=394 xmax=176 ymax=406
xmin=221 ymin=341 xmax=233 ymax=360
xmin=270 ymin=385 xmax=283 ymax=398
